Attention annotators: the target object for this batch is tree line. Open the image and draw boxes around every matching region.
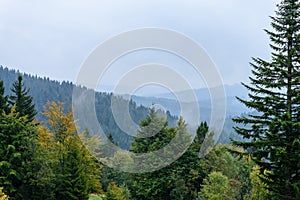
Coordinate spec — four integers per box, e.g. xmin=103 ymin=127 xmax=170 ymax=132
xmin=0 ymin=66 xmax=179 ymax=150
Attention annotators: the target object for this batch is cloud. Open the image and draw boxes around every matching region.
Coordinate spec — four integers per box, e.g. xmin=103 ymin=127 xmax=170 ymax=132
xmin=0 ymin=0 xmax=281 ymax=87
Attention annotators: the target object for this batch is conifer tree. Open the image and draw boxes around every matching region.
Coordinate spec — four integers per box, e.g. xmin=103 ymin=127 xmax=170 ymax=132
xmin=9 ymin=76 xmax=37 ymax=122
xmin=0 ymin=81 xmax=8 ymax=114
xmin=232 ymin=0 xmax=300 ymax=198
xmin=0 ymin=107 xmax=37 ymax=199
xmin=129 ymin=110 xmax=196 ymax=199
xmin=129 ymin=109 xmax=175 ymax=199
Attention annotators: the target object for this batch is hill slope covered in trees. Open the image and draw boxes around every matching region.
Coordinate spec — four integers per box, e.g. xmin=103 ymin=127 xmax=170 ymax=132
xmin=0 ymin=66 xmax=178 ymax=149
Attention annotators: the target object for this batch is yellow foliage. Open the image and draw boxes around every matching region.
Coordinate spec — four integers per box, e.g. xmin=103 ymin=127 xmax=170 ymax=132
xmin=42 ymin=101 xmax=77 ymax=142
xmin=41 ymin=101 xmax=103 ymax=195
xmin=244 ymin=165 xmax=270 ymax=200
xmin=0 ymin=187 xmax=9 ymax=200
xmin=37 ymin=125 xmax=54 ymax=149
xmin=107 ymin=181 xmax=130 ymax=200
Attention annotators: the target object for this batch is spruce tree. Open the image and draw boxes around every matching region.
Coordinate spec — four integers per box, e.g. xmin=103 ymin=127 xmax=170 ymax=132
xmin=0 ymin=107 xmax=38 ymax=199
xmin=0 ymin=81 xmax=9 ymax=114
xmin=232 ymin=0 xmax=300 ymax=199
xmin=9 ymin=76 xmax=37 ymax=122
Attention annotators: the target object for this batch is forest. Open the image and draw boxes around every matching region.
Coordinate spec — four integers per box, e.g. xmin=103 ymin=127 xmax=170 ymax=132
xmin=1 ymin=0 xmax=300 ymax=199
xmin=0 ymin=76 xmax=268 ymax=200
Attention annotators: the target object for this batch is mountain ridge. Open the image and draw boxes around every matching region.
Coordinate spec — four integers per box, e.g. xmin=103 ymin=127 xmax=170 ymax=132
xmin=0 ymin=65 xmax=246 ymax=145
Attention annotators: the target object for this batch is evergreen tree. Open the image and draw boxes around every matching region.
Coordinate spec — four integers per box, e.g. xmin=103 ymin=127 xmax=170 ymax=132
xmin=27 ymin=133 xmax=56 ymax=200
xmin=167 ymin=121 xmax=209 ymax=199
xmin=130 ymin=111 xmax=199 ymax=200
xmin=232 ymin=0 xmax=300 ymax=198
xmin=0 ymin=107 xmax=38 ymax=199
xmin=129 ymin=109 xmax=174 ymax=199
xmin=9 ymin=76 xmax=37 ymax=122
xmin=0 ymin=81 xmax=8 ymax=114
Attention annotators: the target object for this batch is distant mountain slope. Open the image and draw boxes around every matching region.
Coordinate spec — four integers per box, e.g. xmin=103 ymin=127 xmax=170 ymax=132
xmin=130 ymin=84 xmax=250 ymax=144
xmin=0 ymin=66 xmax=247 ymax=146
xmin=131 ymin=84 xmax=249 ymax=116
xmin=0 ymin=66 xmax=178 ymax=149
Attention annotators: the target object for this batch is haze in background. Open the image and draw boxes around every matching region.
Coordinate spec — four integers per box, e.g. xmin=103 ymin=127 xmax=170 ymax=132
xmin=0 ymin=0 xmax=280 ymax=94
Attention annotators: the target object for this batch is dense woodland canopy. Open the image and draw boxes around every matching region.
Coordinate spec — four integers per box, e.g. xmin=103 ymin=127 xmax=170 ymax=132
xmin=0 ymin=0 xmax=300 ymax=199
xmin=0 ymin=76 xmax=264 ymax=199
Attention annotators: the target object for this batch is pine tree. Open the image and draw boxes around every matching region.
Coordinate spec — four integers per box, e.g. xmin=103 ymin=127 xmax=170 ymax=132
xmin=9 ymin=76 xmax=37 ymax=122
xmin=232 ymin=0 xmax=300 ymax=198
xmin=0 ymin=81 xmax=9 ymax=114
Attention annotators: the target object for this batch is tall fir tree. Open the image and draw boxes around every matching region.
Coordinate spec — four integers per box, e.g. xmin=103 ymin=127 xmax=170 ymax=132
xmin=232 ymin=0 xmax=300 ymax=199
xmin=9 ymin=76 xmax=37 ymax=122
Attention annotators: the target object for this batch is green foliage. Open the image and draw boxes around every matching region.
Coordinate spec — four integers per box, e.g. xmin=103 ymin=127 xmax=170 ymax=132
xmin=106 ymin=181 xmax=131 ymax=200
xmin=169 ymin=178 xmax=189 ymax=200
xmin=244 ymin=165 xmax=270 ymax=200
xmin=89 ymin=196 xmax=103 ymax=200
xmin=197 ymin=171 xmax=231 ymax=200
xmin=232 ymin=0 xmax=300 ymax=198
xmin=129 ymin=111 xmax=212 ymax=199
xmin=42 ymin=101 xmax=103 ymax=199
xmin=100 ymin=134 xmax=131 ymax=192
xmin=8 ymin=76 xmax=37 ymax=122
xmin=129 ymin=110 xmax=187 ymax=200
xmin=168 ymin=121 xmax=210 ymax=199
xmin=200 ymin=145 xmax=254 ymax=199
xmin=26 ymin=139 xmax=56 ymax=200
xmin=0 ymin=107 xmax=38 ymax=199
xmin=131 ymin=108 xmax=171 ymax=154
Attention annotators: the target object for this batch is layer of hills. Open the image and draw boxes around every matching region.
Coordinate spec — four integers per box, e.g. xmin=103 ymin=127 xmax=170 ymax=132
xmin=0 ymin=66 xmax=248 ymax=147
xmin=0 ymin=66 xmax=177 ymax=149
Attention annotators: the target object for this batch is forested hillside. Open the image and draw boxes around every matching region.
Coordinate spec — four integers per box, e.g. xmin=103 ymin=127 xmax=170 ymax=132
xmin=0 ymin=66 xmax=246 ymax=146
xmin=0 ymin=66 xmax=177 ymax=149
xmin=0 ymin=78 xmax=268 ymax=199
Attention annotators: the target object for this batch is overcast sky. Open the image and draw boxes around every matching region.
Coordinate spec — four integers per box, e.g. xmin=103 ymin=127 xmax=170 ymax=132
xmin=0 ymin=0 xmax=280 ymax=92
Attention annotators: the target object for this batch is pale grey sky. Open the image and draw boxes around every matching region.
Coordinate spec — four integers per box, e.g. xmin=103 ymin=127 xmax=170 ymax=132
xmin=0 ymin=0 xmax=280 ymax=90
